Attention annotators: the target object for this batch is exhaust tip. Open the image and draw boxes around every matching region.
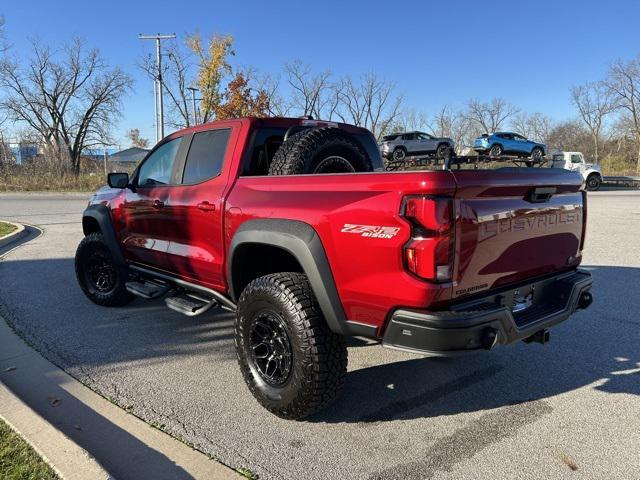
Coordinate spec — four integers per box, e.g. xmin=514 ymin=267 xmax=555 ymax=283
xmin=578 ymin=291 xmax=593 ymax=310
xmin=481 ymin=328 xmax=499 ymax=350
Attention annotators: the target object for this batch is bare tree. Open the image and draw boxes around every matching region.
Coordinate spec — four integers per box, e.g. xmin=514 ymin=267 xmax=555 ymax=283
xmin=605 ymin=56 xmax=640 ymax=172
xmin=388 ymin=107 xmax=429 ymax=133
xmin=511 ymin=112 xmax=533 ymax=138
xmin=527 ymin=113 xmax=555 ymax=146
xmin=127 ymin=128 xmax=149 ymax=148
xmin=510 ymin=111 xmax=555 ymax=145
xmin=429 ymin=105 xmax=472 ymax=150
xmin=465 ymin=98 xmax=519 ymax=134
xmin=256 ymin=73 xmax=291 ymax=117
xmin=546 ymin=120 xmax=591 ymax=153
xmin=570 ymin=81 xmax=615 ymax=162
xmin=0 ymin=39 xmax=132 ymax=175
xmin=336 ymin=73 xmax=402 ymax=138
xmin=284 ymin=60 xmax=332 ymax=118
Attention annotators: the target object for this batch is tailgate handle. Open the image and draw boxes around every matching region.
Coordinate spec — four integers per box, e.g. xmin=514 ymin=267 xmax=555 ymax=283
xmin=527 ymin=187 xmax=556 ymax=203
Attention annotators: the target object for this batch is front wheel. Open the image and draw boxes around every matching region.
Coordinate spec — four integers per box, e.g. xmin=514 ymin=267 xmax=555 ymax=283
xmin=586 ymin=174 xmax=602 ymax=191
xmin=235 ymin=272 xmax=348 ymax=420
xmin=435 ymin=143 xmax=452 ymax=160
xmin=392 ymin=147 xmax=407 ymax=162
xmin=489 ymin=144 xmax=503 ymax=157
xmin=75 ymin=232 xmax=133 ymax=306
xmin=530 ymin=147 xmax=544 ymax=162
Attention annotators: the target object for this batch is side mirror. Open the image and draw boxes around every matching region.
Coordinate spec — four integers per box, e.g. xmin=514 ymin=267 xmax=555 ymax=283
xmin=107 ymin=172 xmax=129 ymax=189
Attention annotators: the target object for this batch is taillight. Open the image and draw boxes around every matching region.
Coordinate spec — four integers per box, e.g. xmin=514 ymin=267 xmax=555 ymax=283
xmin=402 ymin=196 xmax=454 ymax=282
xmin=579 ymin=190 xmax=587 ymax=252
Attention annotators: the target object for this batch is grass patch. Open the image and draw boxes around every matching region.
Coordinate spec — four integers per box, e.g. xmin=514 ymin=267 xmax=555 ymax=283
xmin=0 ymin=418 xmax=59 ymax=479
xmin=0 ymin=222 xmax=17 ymax=237
xmin=0 ymin=174 xmax=106 ymax=192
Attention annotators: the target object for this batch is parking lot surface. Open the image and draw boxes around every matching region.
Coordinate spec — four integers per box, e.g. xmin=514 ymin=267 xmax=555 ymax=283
xmin=0 ymin=191 xmax=639 ymax=479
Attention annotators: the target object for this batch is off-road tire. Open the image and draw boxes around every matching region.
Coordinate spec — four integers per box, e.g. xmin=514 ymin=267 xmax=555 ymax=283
xmin=75 ymin=232 xmax=133 ymax=307
xmin=489 ymin=144 xmax=503 ymax=157
xmin=235 ymin=272 xmax=348 ymax=419
xmin=268 ymin=127 xmax=372 ymax=175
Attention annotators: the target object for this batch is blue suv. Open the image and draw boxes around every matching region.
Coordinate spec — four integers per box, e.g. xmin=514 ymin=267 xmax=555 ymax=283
xmin=474 ymin=132 xmax=546 ymax=160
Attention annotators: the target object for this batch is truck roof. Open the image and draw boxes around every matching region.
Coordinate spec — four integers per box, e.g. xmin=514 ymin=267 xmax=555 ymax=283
xmin=166 ymin=116 xmax=372 ymax=139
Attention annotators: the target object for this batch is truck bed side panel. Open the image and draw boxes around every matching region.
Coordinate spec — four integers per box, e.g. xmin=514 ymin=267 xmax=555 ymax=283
xmin=226 ymin=172 xmax=456 ymax=332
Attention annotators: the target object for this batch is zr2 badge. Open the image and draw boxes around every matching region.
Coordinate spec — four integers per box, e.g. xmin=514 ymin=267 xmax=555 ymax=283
xmin=341 ymin=224 xmax=400 ymax=239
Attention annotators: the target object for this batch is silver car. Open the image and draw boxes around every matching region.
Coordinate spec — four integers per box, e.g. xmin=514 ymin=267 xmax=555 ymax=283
xmin=379 ymin=131 xmax=455 ymax=161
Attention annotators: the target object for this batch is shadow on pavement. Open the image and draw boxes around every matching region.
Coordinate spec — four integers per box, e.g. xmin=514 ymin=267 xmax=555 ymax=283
xmin=312 ymin=264 xmax=640 ymax=423
xmin=1 ymin=253 xmax=638 ymax=428
xmin=0 ymin=346 xmax=197 ymax=480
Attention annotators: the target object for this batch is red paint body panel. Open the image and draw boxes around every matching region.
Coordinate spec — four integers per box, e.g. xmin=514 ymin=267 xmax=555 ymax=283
xmin=226 ymin=171 xmax=457 ymax=330
xmin=90 ymin=117 xmax=586 ymax=336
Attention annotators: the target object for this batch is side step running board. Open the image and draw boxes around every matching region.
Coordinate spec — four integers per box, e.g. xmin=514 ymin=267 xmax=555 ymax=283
xmin=165 ymin=292 xmax=217 ymax=317
xmin=126 ymin=279 xmax=170 ymax=299
xmin=129 ymin=265 xmax=237 ymax=311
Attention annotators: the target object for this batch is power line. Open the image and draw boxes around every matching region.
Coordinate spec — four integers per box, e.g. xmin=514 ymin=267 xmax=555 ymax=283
xmin=138 ymin=33 xmax=176 ymax=143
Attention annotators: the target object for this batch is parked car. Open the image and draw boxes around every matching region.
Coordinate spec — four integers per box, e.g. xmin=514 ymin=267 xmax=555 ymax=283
xmin=379 ymin=131 xmax=454 ymax=161
xmin=75 ymin=117 xmax=593 ymax=420
xmin=550 ymin=151 xmax=603 ymax=191
xmin=474 ymin=132 xmax=546 ymax=160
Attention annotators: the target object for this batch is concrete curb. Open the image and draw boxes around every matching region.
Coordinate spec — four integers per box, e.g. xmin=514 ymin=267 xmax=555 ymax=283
xmin=0 ymin=318 xmax=240 ymax=480
xmin=0 ymin=382 xmax=112 ymax=480
xmin=0 ymin=221 xmax=27 ymax=249
xmin=0 ymin=229 xmax=240 ymax=480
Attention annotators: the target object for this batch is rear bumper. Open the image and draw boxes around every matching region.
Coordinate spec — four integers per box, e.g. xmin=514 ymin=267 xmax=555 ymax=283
xmin=382 ymin=270 xmax=592 ymax=356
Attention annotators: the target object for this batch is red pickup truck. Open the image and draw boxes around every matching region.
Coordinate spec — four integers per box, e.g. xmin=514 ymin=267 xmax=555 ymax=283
xmin=75 ymin=117 xmax=593 ymax=420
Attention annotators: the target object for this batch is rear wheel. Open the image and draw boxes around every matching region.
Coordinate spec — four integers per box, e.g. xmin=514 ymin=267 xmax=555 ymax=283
xmin=489 ymin=144 xmax=503 ymax=157
xmin=75 ymin=232 xmax=133 ymax=307
xmin=586 ymin=174 xmax=602 ymax=191
xmin=235 ymin=272 xmax=348 ymax=419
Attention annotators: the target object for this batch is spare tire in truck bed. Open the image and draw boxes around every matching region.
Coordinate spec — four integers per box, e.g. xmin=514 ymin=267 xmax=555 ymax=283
xmin=268 ymin=127 xmax=373 ymax=175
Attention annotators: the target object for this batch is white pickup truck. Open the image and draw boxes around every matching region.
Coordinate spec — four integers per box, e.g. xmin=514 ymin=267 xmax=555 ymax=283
xmin=550 ymin=152 xmax=603 ymax=191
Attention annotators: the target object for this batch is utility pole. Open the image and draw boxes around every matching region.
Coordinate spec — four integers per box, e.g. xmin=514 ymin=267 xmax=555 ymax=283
xmin=138 ymin=33 xmax=176 ymax=143
xmin=187 ymin=86 xmax=199 ymax=125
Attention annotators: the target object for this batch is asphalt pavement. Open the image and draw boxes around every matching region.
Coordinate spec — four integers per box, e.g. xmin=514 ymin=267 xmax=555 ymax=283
xmin=0 ymin=190 xmax=639 ymax=480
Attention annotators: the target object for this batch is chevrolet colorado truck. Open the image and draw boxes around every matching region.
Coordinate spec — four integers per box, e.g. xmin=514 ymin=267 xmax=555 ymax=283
xmin=75 ymin=117 xmax=593 ymax=420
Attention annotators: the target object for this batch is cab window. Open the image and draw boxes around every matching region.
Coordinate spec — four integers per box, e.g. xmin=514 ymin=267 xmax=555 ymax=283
xmin=137 ymin=138 xmax=182 ymax=187
xmin=571 ymin=154 xmax=583 ymax=164
xmin=182 ymin=129 xmax=231 ymax=184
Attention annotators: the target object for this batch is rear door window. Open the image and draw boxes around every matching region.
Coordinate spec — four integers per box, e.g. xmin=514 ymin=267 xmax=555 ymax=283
xmin=182 ymin=129 xmax=231 ymax=184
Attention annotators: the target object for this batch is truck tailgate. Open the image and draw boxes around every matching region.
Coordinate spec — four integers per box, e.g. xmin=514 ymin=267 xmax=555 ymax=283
xmin=451 ymin=168 xmax=585 ymax=299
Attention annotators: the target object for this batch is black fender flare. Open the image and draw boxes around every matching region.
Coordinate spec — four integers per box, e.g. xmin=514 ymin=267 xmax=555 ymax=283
xmin=82 ymin=204 xmax=125 ymax=267
xmin=228 ymin=219 xmax=375 ymax=338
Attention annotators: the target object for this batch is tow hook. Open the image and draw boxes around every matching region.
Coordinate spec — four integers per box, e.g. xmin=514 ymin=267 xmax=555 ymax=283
xmin=578 ymin=291 xmax=593 ymax=310
xmin=523 ymin=329 xmax=550 ymax=345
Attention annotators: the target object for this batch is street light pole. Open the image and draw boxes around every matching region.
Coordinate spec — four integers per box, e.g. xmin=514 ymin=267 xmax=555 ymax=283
xmin=138 ymin=33 xmax=176 ymax=143
xmin=187 ymin=86 xmax=199 ymax=125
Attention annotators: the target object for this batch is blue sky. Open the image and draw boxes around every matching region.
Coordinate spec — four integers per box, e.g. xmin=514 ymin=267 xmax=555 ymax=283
xmin=2 ymin=0 xmax=639 ymax=146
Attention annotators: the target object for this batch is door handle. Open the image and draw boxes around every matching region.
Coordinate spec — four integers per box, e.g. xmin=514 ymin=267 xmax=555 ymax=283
xmin=197 ymin=201 xmax=216 ymax=212
xmin=152 ymin=199 xmax=164 ymax=209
